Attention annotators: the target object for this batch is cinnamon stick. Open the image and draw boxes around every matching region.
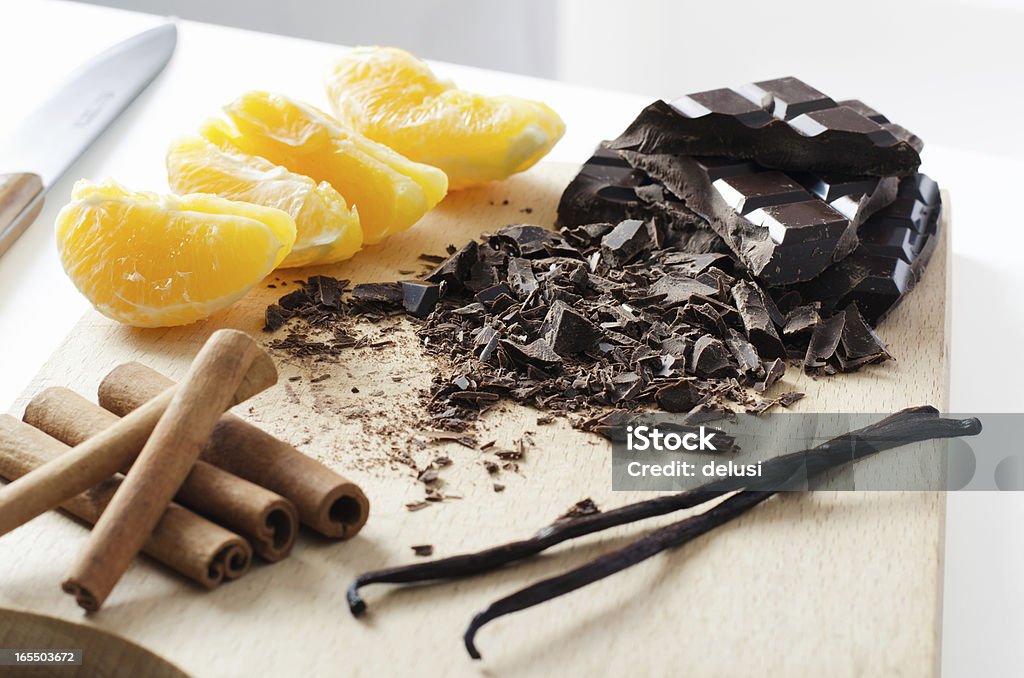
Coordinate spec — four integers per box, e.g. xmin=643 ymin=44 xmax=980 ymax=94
xmin=0 ymin=415 xmax=251 ymax=588
xmin=63 ymin=329 xmax=277 ymax=611
xmin=99 ymin=362 xmax=369 ymax=539
xmin=0 ymin=339 xmax=276 ymax=540
xmin=24 ymin=387 xmax=298 ymax=562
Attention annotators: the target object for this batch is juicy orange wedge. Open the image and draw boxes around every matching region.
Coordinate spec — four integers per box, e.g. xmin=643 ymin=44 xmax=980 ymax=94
xmin=167 ymin=135 xmax=362 ymax=268
xmin=208 ymin=92 xmax=448 ymax=244
xmin=56 ymin=179 xmax=296 ymax=327
xmin=325 ymin=47 xmax=566 ymax=190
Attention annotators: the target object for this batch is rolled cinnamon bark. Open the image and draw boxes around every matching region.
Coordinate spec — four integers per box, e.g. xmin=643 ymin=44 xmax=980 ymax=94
xmin=0 ymin=415 xmax=251 ymax=588
xmin=64 ymin=329 xmax=277 ymax=611
xmin=99 ymin=362 xmax=370 ymax=539
xmin=0 ymin=344 xmax=276 ymax=540
xmin=24 ymin=388 xmax=298 ymax=562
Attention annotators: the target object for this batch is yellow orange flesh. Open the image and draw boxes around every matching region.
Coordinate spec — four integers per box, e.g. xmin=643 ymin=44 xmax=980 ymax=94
xmin=207 ymin=92 xmax=448 ymax=244
xmin=167 ymin=135 xmax=362 ymax=267
xmin=325 ymin=47 xmax=565 ymax=189
xmin=56 ymin=179 xmax=296 ymax=327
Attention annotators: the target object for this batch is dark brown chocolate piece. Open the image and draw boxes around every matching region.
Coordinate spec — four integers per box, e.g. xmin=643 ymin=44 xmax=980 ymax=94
xmin=619 ymin=151 xmax=898 ymax=284
xmin=426 ymin=241 xmax=478 ymax=290
xmin=556 ymin=145 xmax=729 ymax=255
xmin=351 ymin=282 xmax=404 ymax=305
xmin=401 ymin=281 xmax=440 ymax=318
xmin=609 ymin=77 xmax=922 ymax=176
xmin=731 ymin=281 xmax=785 ymax=360
xmin=541 ymin=300 xmax=603 ymax=356
xmin=793 ymin=174 xmax=941 ymax=324
xmin=599 ymin=219 xmax=653 ymax=267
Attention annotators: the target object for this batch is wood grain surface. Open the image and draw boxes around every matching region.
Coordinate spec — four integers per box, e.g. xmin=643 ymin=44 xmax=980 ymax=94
xmin=0 ymin=163 xmax=950 ymax=677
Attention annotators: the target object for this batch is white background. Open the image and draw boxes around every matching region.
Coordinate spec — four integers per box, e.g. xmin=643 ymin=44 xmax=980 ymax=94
xmin=2 ymin=1 xmax=1024 ymax=674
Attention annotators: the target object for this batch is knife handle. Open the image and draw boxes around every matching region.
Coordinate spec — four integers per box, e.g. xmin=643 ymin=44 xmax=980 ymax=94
xmin=0 ymin=173 xmax=45 ymax=258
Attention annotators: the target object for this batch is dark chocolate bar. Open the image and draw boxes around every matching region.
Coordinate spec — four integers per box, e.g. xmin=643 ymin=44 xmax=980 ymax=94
xmin=793 ymin=174 xmax=941 ymax=323
xmin=555 ymin=145 xmax=728 ymax=255
xmin=619 ymin=150 xmax=899 ymax=284
xmin=609 ymin=77 xmax=922 ymax=177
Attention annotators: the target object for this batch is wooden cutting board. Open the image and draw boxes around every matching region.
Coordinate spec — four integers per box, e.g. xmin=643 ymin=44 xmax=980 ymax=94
xmin=0 ymin=163 xmax=950 ymax=677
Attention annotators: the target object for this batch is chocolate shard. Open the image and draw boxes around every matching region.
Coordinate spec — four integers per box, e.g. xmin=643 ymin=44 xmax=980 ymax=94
xmin=794 ymin=173 xmax=941 ymax=324
xmin=647 ymin=274 xmax=718 ymax=307
xmin=609 ymin=78 xmax=922 ymax=176
xmin=755 ymin=358 xmax=786 ymax=392
xmin=278 ymin=289 xmax=310 ymax=311
xmin=654 ymin=379 xmax=700 ymax=413
xmin=499 ymin=338 xmax=563 ymax=372
xmin=401 ymin=281 xmax=440 ymax=318
xmin=541 ymin=300 xmax=604 ymax=356
xmin=619 ymin=151 xmax=898 ymax=285
xmin=803 ymin=312 xmax=846 ymax=370
xmin=310 ymin=275 xmax=343 ymax=309
xmin=724 ymin=328 xmax=763 ymax=377
xmin=556 ymin=145 xmax=730 ymax=255
xmin=731 ymin=281 xmax=786 ymax=360
xmin=600 ymin=219 xmax=654 ymax=267
xmin=836 ymin=304 xmax=893 ymax=371
xmin=351 ymin=282 xmax=404 ymax=305
xmin=506 ymin=257 xmax=538 ymax=296
xmin=489 ymin=225 xmax=571 ymax=259
xmin=476 ymin=283 xmax=516 ymax=307
xmin=689 ymin=335 xmax=735 ymax=378
xmin=661 ymin=252 xmax=732 ymax=277
xmin=263 ymin=304 xmax=291 ymax=332
xmin=783 ymin=304 xmax=820 ymax=338
xmin=426 ymin=241 xmax=478 ymax=290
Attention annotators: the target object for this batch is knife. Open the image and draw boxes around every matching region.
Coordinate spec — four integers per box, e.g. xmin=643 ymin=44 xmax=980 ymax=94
xmin=0 ymin=22 xmax=177 ymax=257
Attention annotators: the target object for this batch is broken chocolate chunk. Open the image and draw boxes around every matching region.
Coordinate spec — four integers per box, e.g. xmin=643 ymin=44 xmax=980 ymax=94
xmin=541 ymin=300 xmax=604 ymax=356
xmin=690 ymin=335 xmax=735 ymax=378
xmin=755 ymin=358 xmax=786 ymax=392
xmin=489 ymin=224 xmax=572 ymax=259
xmin=401 ymin=280 xmax=440 ymax=318
xmin=506 ymin=257 xmax=539 ymax=296
xmin=619 ymin=151 xmax=897 ymax=284
xmin=836 ymin=304 xmax=893 ymax=371
xmin=654 ymin=379 xmax=700 ymax=413
xmin=647 ymin=273 xmax=718 ymax=307
xmin=263 ymin=304 xmax=291 ymax=332
xmin=609 ymin=78 xmax=922 ymax=176
xmin=499 ymin=338 xmax=563 ymax=372
xmin=426 ymin=241 xmax=478 ymax=290
xmin=731 ymin=281 xmax=786 ymax=360
xmin=803 ymin=312 xmax=846 ymax=370
xmin=600 ymin=219 xmax=654 ymax=267
xmin=351 ymin=282 xmax=404 ymax=306
xmin=793 ymin=173 xmax=941 ymax=324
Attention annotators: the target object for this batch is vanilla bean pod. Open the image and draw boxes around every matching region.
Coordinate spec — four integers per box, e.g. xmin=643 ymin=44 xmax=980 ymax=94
xmin=348 ymin=406 xmax=960 ymax=614
xmin=462 ymin=411 xmax=981 ymax=658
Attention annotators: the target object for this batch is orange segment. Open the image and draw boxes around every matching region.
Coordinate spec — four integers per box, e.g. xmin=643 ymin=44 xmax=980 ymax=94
xmin=209 ymin=92 xmax=448 ymax=244
xmin=325 ymin=47 xmax=565 ymax=189
xmin=56 ymin=179 xmax=296 ymax=327
xmin=167 ymin=135 xmax=362 ymax=268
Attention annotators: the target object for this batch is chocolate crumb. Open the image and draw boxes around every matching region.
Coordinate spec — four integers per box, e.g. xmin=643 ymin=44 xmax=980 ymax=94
xmin=411 ymin=544 xmax=434 ymax=557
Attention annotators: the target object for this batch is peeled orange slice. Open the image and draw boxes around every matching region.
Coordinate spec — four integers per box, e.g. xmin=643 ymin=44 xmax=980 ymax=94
xmin=325 ymin=47 xmax=566 ymax=190
xmin=207 ymin=92 xmax=448 ymax=244
xmin=167 ymin=135 xmax=362 ymax=268
xmin=56 ymin=179 xmax=296 ymax=327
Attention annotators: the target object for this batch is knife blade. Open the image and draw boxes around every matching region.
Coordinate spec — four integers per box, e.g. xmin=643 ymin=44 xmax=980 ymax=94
xmin=0 ymin=22 xmax=177 ymax=257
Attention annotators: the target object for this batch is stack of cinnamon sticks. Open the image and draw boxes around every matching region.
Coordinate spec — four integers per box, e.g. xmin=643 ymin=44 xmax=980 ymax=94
xmin=0 ymin=329 xmax=369 ymax=611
